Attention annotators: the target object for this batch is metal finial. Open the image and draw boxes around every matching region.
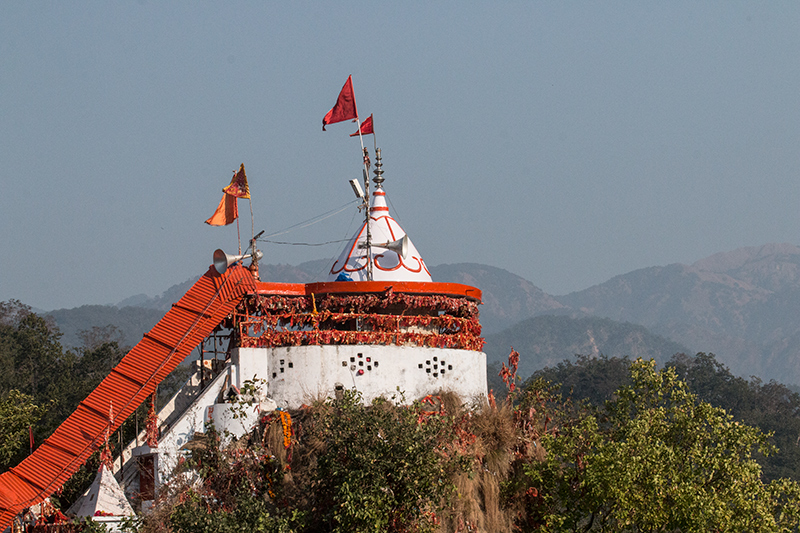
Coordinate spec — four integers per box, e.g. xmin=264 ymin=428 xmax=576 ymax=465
xmin=373 ymin=148 xmax=385 ymax=189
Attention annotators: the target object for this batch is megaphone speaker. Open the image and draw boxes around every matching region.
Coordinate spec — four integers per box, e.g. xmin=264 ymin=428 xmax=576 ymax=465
xmin=374 ymin=235 xmax=409 ymax=260
xmin=213 ymin=249 xmax=263 ymax=275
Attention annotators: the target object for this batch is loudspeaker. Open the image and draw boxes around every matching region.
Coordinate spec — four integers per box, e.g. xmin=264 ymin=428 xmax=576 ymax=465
xmin=373 ymin=235 xmax=409 ymax=259
xmin=213 ymin=249 xmax=263 ymax=275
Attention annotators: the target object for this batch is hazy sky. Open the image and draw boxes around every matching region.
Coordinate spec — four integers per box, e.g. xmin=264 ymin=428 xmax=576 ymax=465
xmin=2 ymin=2 xmax=800 ymax=310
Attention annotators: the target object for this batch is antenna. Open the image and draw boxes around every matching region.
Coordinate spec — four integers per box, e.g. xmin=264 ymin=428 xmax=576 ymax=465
xmin=363 ymin=147 xmax=373 ymax=280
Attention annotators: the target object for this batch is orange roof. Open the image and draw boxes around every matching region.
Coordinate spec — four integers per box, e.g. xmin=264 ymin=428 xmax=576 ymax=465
xmin=0 ymin=265 xmax=256 ymax=529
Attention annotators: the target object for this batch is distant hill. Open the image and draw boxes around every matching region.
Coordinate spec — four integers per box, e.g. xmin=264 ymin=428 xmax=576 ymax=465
xmin=44 ymin=243 xmax=800 ymax=386
xmin=47 ymin=305 xmax=165 ymax=349
xmin=555 ymin=243 xmax=800 ymax=382
xmin=428 ymin=263 xmax=565 ymax=335
xmin=484 ymin=315 xmax=689 ymax=379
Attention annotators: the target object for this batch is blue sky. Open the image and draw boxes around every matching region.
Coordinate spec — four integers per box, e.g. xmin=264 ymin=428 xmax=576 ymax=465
xmin=2 ymin=2 xmax=800 ymax=310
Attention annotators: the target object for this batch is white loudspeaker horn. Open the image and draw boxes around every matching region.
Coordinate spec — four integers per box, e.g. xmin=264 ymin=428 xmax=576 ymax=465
xmin=213 ymin=249 xmax=263 ymax=275
xmin=373 ymin=235 xmax=409 ymax=259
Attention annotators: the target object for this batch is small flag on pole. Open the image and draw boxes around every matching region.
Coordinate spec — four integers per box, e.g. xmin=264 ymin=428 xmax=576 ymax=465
xmin=205 ymin=164 xmax=249 ymax=226
xmin=323 ymin=75 xmax=358 ymax=131
xmin=223 ymin=163 xmax=250 ymax=198
xmin=350 ymin=114 xmax=374 ymax=137
xmin=99 ymin=402 xmax=114 ymax=472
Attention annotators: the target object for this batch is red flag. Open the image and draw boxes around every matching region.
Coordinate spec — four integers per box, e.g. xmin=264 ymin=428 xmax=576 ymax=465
xmin=205 ymin=192 xmax=238 ymax=226
xmin=323 ymin=75 xmax=358 ymax=131
xmin=350 ymin=114 xmax=374 ymax=137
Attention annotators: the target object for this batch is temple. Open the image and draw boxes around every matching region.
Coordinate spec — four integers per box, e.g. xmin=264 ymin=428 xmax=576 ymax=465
xmin=0 ymin=147 xmax=487 ymax=528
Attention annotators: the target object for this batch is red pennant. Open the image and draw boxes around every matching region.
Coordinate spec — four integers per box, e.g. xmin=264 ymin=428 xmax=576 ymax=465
xmin=350 ymin=114 xmax=374 ymax=137
xmin=323 ymin=75 xmax=358 ymax=131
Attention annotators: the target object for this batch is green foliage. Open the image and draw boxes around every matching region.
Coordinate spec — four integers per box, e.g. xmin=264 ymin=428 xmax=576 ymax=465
xmin=0 ymin=390 xmax=48 ymax=469
xmin=524 ymin=358 xmax=800 ymax=532
xmin=145 ymin=390 xmax=468 ymax=533
xmin=167 ymin=490 xmax=299 ymax=533
xmin=303 ymin=390 xmax=464 ymax=533
xmin=533 ymin=352 xmax=800 ymax=483
xmin=75 ymin=517 xmax=110 ymax=532
xmin=669 ymin=352 xmax=800 ymax=482
xmin=138 ymin=357 xmax=800 ymax=532
xmin=528 ymin=354 xmax=633 ymax=406
xmin=9 ymin=312 xmax=66 ymax=400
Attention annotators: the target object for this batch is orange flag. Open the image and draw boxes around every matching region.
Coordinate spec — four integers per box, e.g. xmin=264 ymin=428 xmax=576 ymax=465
xmin=205 ymin=164 xmax=248 ymax=226
xmin=205 ymin=193 xmax=238 ymax=226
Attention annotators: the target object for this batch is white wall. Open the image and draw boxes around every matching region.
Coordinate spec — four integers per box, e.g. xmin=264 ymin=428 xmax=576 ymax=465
xmin=234 ymin=345 xmax=487 ymax=408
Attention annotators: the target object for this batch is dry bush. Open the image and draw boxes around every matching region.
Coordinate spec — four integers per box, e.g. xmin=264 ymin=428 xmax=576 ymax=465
xmin=139 ymin=384 xmax=552 ymax=533
xmin=434 ymin=392 xmax=545 ymax=533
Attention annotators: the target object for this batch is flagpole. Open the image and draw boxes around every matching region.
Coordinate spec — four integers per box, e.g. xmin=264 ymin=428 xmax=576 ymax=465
xmin=236 ymin=210 xmax=241 ymax=255
xmin=249 ymin=198 xmax=255 ymax=245
xmin=355 ymin=117 xmax=374 ymax=281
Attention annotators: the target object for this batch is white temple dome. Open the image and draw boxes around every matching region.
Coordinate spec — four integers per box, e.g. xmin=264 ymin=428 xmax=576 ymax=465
xmin=328 ymin=187 xmax=431 ymax=282
xmin=328 ymin=149 xmax=431 ymax=283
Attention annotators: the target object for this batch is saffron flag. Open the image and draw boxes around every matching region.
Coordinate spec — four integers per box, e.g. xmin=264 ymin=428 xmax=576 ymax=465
xmin=222 ymin=163 xmax=250 ymax=199
xmin=206 ymin=164 xmax=248 ymax=225
xmin=350 ymin=114 xmax=374 ymax=137
xmin=323 ymin=75 xmax=358 ymax=131
xmin=205 ymin=192 xmax=238 ymax=226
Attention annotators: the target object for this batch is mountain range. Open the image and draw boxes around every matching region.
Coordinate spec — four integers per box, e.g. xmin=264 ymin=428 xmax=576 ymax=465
xmin=44 ymin=243 xmax=800 ymax=386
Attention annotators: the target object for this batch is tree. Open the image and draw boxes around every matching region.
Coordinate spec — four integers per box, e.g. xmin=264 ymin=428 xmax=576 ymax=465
xmin=669 ymin=352 xmax=800 ymax=482
xmin=524 ymin=359 xmax=800 ymax=532
xmin=527 ymin=354 xmax=632 ymax=406
xmin=11 ymin=313 xmax=65 ymax=400
xmin=0 ymin=390 xmax=48 ymax=470
xmin=296 ymin=390 xmax=465 ymax=533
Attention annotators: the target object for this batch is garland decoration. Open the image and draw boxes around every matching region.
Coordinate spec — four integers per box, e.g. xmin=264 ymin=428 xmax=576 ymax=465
xmin=233 ymin=290 xmax=484 ymax=351
xmin=146 ymin=392 xmax=159 ymax=447
xmin=280 ymin=410 xmax=292 ymax=449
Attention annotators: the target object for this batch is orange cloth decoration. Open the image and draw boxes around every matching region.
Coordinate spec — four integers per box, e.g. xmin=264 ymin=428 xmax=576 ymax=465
xmin=205 ymin=192 xmax=238 ymax=226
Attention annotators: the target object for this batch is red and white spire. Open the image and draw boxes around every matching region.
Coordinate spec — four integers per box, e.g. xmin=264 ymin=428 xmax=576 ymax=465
xmin=328 ymin=149 xmax=432 ymax=282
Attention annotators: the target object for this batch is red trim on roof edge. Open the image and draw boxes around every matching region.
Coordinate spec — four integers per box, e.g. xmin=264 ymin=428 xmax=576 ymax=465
xmin=253 ymin=280 xmax=482 ymax=302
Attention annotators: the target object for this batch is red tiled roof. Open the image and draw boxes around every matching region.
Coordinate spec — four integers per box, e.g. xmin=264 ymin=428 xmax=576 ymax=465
xmin=0 ymin=265 xmax=255 ymax=529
